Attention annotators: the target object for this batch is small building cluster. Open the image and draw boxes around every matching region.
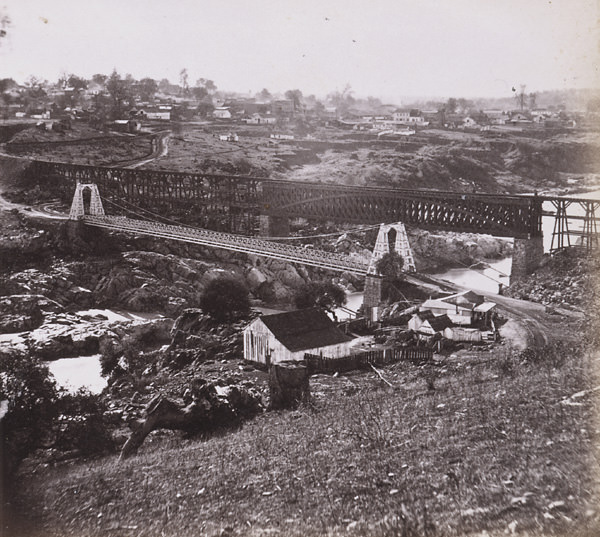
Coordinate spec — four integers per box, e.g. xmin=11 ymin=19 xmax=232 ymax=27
xmin=408 ymin=290 xmax=497 ymax=343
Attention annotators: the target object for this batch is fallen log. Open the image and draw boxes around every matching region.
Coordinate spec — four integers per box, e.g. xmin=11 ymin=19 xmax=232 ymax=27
xmin=119 ymin=383 xmax=262 ymax=460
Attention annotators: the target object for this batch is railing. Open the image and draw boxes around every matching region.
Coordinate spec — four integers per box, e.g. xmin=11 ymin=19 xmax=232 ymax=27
xmin=304 ymin=346 xmax=433 ymax=373
xmin=81 ymin=215 xmax=371 ymax=275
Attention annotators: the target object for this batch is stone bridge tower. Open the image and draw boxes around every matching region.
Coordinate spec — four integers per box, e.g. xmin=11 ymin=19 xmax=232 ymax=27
xmin=364 ymin=222 xmax=416 ymax=322
xmin=69 ymin=183 xmax=105 ymax=219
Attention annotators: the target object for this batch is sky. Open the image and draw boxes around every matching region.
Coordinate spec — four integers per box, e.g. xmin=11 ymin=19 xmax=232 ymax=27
xmin=0 ymin=0 xmax=599 ymax=101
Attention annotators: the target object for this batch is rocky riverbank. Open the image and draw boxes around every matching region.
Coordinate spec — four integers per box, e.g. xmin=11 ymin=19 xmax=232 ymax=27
xmin=505 ymin=248 xmax=599 ymax=312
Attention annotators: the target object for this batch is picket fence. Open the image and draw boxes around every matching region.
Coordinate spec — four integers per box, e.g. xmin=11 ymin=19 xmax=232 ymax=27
xmin=304 ymin=346 xmax=432 ymax=373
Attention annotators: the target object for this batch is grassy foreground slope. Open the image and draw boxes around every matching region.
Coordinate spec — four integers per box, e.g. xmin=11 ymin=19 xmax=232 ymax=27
xmin=14 ymin=342 xmax=600 ymax=537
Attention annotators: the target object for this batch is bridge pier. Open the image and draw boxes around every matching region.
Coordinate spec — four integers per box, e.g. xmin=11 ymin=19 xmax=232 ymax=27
xmin=259 ymin=215 xmax=290 ymax=237
xmin=510 ymin=236 xmax=544 ymax=283
xmin=363 ymin=274 xmax=383 ymax=323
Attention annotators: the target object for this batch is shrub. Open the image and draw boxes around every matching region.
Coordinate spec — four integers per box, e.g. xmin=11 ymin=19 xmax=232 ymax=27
xmin=293 ymin=281 xmax=346 ymax=312
xmin=53 ymin=389 xmax=116 ymax=455
xmin=199 ymin=276 xmax=250 ymax=322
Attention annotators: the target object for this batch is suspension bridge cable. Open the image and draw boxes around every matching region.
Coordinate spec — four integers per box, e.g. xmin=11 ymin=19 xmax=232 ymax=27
xmin=100 ymin=193 xmax=383 ymax=240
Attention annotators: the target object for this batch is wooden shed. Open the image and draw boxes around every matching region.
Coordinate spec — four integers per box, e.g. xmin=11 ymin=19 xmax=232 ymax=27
xmin=243 ymin=308 xmax=355 ymax=366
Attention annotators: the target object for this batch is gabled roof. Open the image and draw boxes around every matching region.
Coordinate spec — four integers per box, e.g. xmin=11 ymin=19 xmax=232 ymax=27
xmin=258 ymin=308 xmax=354 ymax=352
xmin=412 ymin=310 xmax=435 ymax=321
xmin=424 ymin=314 xmax=453 ymax=332
xmin=441 ymin=290 xmax=485 ymax=307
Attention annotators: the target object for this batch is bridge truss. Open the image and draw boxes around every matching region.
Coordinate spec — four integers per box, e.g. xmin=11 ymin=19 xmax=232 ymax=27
xmin=28 ymin=159 xmax=599 ymax=247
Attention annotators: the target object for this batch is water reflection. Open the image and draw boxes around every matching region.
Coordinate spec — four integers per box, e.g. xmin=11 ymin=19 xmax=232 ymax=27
xmin=47 ymin=354 xmax=106 ymax=394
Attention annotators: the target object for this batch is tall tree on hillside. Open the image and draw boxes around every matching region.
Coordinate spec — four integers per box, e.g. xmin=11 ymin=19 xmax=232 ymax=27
xmin=158 ymin=78 xmax=171 ymax=93
xmin=179 ymin=68 xmax=189 ymax=96
xmin=514 ymin=84 xmax=527 ymax=111
xmin=138 ymin=77 xmax=158 ymax=102
xmin=91 ymin=73 xmax=107 ymax=87
xmin=328 ymin=84 xmax=354 ymax=118
xmin=528 ymin=92 xmax=537 ymax=110
xmin=199 ymin=78 xmax=217 ymax=93
xmin=285 ymin=89 xmax=303 ymax=115
xmin=257 ymin=88 xmax=272 ymax=101
xmin=106 ymin=70 xmax=133 ymax=119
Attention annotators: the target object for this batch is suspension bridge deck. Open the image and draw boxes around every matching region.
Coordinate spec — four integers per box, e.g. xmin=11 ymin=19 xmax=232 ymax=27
xmin=82 ymin=215 xmax=371 ymax=275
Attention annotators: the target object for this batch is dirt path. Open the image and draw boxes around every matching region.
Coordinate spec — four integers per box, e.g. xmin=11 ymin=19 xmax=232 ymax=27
xmin=124 ymin=130 xmax=171 ymax=169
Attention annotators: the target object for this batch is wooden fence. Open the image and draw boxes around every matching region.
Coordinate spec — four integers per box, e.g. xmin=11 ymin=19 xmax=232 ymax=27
xmin=304 ymin=346 xmax=433 ymax=374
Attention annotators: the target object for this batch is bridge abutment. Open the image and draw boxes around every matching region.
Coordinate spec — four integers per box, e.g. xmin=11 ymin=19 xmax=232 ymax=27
xmin=259 ymin=215 xmax=290 ymax=237
xmin=510 ymin=236 xmax=544 ymax=283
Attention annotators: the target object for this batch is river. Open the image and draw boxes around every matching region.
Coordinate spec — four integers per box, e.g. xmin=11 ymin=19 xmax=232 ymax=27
xmin=49 ymin=191 xmax=600 ymax=389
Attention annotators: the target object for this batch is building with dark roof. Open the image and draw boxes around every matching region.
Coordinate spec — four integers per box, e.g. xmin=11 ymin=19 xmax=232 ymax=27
xmin=243 ymin=308 xmax=355 ymax=366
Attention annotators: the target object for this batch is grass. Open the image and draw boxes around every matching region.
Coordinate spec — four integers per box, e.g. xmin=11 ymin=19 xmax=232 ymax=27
xmin=11 ymin=343 xmax=600 ymax=537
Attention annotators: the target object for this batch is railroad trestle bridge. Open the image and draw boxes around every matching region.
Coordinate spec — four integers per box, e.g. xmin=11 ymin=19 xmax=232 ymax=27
xmin=31 ymin=159 xmax=600 ymax=279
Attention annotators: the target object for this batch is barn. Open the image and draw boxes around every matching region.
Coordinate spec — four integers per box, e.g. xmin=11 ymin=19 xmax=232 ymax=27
xmin=243 ymin=308 xmax=355 ymax=366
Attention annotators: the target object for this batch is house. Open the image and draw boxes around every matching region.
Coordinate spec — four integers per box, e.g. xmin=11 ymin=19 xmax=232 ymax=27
xmin=417 ymin=314 xmax=453 ymax=336
xmin=243 ymin=113 xmax=277 ymax=125
xmin=419 ymin=290 xmax=496 ymax=326
xmin=509 ymin=112 xmax=533 ymax=123
xmin=243 ymin=308 xmax=355 ymax=366
xmin=392 ymin=109 xmax=428 ymax=126
xmin=463 ymin=116 xmax=479 ymax=128
xmin=213 ymin=107 xmax=232 ymax=120
xmin=484 ymin=110 xmax=509 ymax=125
xmin=218 ymin=132 xmax=239 ymax=142
xmin=143 ymin=110 xmax=171 ymax=121
xmin=270 ymin=133 xmax=294 ymax=140
xmin=407 ymin=310 xmax=435 ymax=331
xmin=112 ymin=119 xmax=142 ymax=133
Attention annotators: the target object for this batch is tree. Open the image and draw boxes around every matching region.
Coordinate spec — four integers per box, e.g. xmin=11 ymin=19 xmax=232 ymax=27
xmin=179 ymin=68 xmax=189 ymax=96
xmin=327 ymin=84 xmax=354 ymax=117
xmin=199 ymin=276 xmax=251 ymax=322
xmin=1 ymin=354 xmax=59 ymax=491
xmin=293 ymin=281 xmax=346 ymax=313
xmin=514 ymin=84 xmax=527 ymax=111
xmin=258 ymin=88 xmax=272 ymax=101
xmin=91 ymin=73 xmax=108 ymax=86
xmin=67 ymin=74 xmax=88 ymax=91
xmin=191 ymin=85 xmax=208 ymax=100
xmin=446 ymin=98 xmax=458 ymax=114
xmin=106 ymin=69 xmax=133 ymax=119
xmin=158 ymin=78 xmax=171 ymax=93
xmin=375 ymin=251 xmax=405 ymax=301
xmin=138 ymin=77 xmax=158 ymax=101
xmin=285 ymin=89 xmax=303 ymax=115
xmin=528 ymin=92 xmax=537 ymax=110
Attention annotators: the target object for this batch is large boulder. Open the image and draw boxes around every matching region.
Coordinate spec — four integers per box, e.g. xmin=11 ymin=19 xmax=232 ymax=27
xmin=0 ymin=295 xmax=64 ymax=333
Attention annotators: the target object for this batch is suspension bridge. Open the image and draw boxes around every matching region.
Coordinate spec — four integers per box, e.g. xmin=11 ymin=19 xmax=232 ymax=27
xmin=69 ymin=183 xmax=416 ymax=278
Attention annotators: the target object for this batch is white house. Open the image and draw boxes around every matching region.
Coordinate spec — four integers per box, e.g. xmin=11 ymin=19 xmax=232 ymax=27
xmin=270 ymin=133 xmax=294 ymax=140
xmin=219 ymin=132 xmax=239 ymax=142
xmin=407 ymin=310 xmax=435 ymax=332
xmin=144 ymin=111 xmax=171 ymax=121
xmin=243 ymin=308 xmax=355 ymax=366
xmin=392 ymin=109 xmax=428 ymax=125
xmin=213 ymin=107 xmax=232 ymax=119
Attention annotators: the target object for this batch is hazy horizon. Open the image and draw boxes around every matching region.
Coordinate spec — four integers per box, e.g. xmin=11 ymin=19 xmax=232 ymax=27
xmin=1 ymin=0 xmax=599 ymax=103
